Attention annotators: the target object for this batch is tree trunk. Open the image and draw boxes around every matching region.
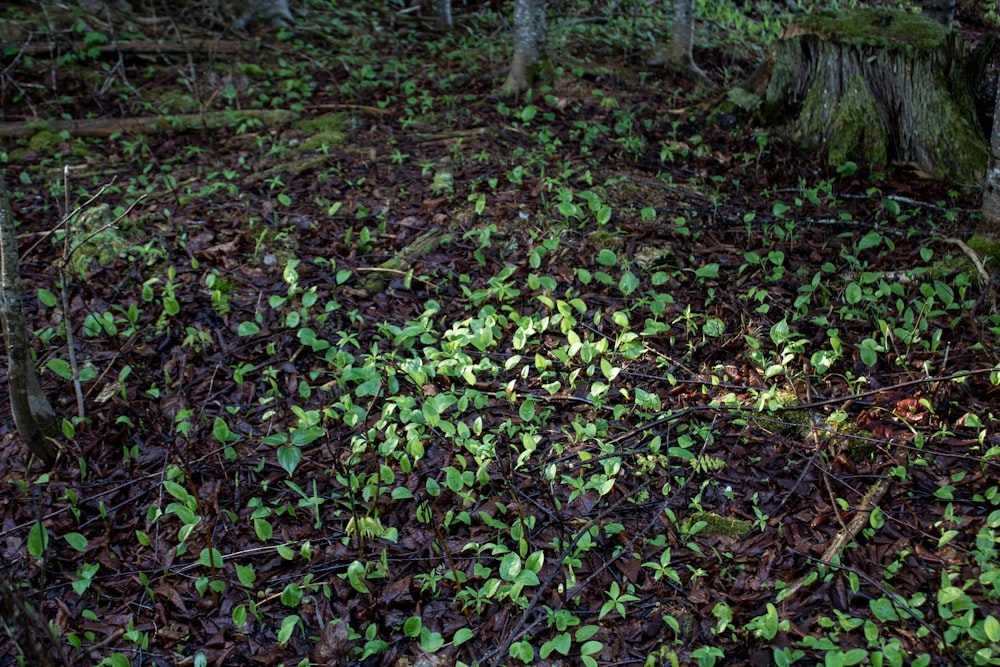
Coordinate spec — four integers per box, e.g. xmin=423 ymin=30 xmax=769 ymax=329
xmin=976 ymin=58 xmax=1000 ymax=242
xmin=233 ymin=0 xmax=293 ymax=29
xmin=730 ymin=8 xmax=986 ymax=184
xmin=0 ymin=170 xmax=59 ymax=468
xmin=501 ymin=0 xmax=547 ymax=95
xmin=435 ymin=0 xmax=452 ymax=30
xmin=648 ymin=0 xmax=710 ymax=84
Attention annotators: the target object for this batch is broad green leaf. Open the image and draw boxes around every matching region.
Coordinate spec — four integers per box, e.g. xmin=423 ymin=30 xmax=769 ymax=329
xmin=277 ymin=445 xmax=301 ymax=476
xmin=857 ymin=231 xmax=882 ymax=250
xmin=518 ymin=398 xmax=536 ymax=422
xmin=28 ymin=520 xmax=48 ymax=558
xmin=403 ymin=616 xmax=422 ymax=637
xmin=499 ymin=553 xmax=521 ymax=581
xmin=46 ymin=358 xmax=73 ymax=380
xmin=254 ymin=518 xmax=273 ymax=541
xmin=277 ymin=614 xmax=300 ymax=645
xmin=197 ymin=548 xmax=224 ymax=568
xmin=238 ymin=321 xmax=260 ymax=336
xmin=64 ymin=532 xmax=88 ymax=552
xmin=236 ymin=563 xmax=256 ymax=587
xmin=37 ymin=288 xmax=58 ymax=307
xmin=695 ymin=263 xmax=719 ymax=278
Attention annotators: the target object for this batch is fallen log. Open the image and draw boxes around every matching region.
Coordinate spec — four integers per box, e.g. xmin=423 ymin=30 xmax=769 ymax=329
xmin=0 ymin=110 xmax=299 ymax=139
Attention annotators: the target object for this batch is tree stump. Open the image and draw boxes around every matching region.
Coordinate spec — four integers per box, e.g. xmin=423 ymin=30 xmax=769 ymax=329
xmin=730 ymin=8 xmax=987 ymax=184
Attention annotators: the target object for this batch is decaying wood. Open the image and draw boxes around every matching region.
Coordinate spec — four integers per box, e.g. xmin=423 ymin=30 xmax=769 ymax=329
xmin=360 ymin=229 xmax=451 ymax=292
xmin=0 ymin=39 xmax=247 ymax=59
xmin=0 ymin=110 xmax=299 ymax=139
xmin=0 ymin=172 xmax=59 ymax=468
xmin=727 ymin=8 xmax=987 ymax=183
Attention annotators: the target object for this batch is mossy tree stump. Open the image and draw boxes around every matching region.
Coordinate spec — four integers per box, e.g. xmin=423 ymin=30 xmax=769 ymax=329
xmin=732 ymin=8 xmax=987 ymax=183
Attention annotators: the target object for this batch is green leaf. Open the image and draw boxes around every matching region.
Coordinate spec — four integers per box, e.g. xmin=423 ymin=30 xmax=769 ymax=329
xmin=695 ymin=263 xmax=719 ymax=279
xmin=163 ymin=296 xmax=180 ymax=316
xmin=281 ymin=583 xmax=302 ymax=607
xmin=197 ymin=548 xmax=224 ymax=568
xmin=520 ymin=105 xmax=537 ymax=122
xmin=277 ymin=614 xmax=300 ymax=645
xmin=232 ymin=604 xmax=248 ymax=627
xmin=403 ymin=616 xmax=422 ymax=637
xmin=236 ymin=563 xmax=256 ymax=587
xmin=836 ymin=161 xmax=857 ymax=176
xmin=596 ymin=249 xmax=617 ymax=266
xmin=760 ymin=603 xmax=779 ymax=640
xmin=212 ymin=417 xmax=238 ymax=444
xmin=64 ymin=532 xmax=88 ymax=552
xmin=769 ymin=319 xmax=790 ymax=345
xmin=857 ymin=231 xmax=882 ymax=250
xmin=28 ymin=520 xmax=48 ymax=558
xmin=346 ymin=560 xmax=369 ymax=594
xmin=509 ymin=641 xmax=534 ymax=661
xmin=254 ymin=518 xmax=273 ymax=541
xmin=45 ymin=358 xmax=73 ymax=380
xmin=37 ymin=288 xmax=58 ymax=307
xmin=845 ymin=282 xmax=862 ymax=304
xmin=859 ymin=343 xmax=878 ymax=366
xmin=840 ymin=648 xmax=869 ymax=665
xmin=163 ymin=480 xmax=194 ymax=507
xmin=277 ymin=445 xmax=302 ymax=476
xmin=525 ymin=550 xmax=544 ymax=573
xmin=419 ymin=628 xmax=444 ymax=652
xmin=289 ymin=426 xmax=325 ymax=447
xmin=518 ymin=398 xmax=536 ymax=422
xmin=541 ymin=632 xmax=571 ymax=657
xmin=453 ymin=627 xmax=473 ymax=646
xmin=619 ymin=270 xmax=639 ymax=295
xmin=984 ymin=615 xmax=1000 ymax=642
xmin=237 ymin=321 xmax=260 ymax=336
xmin=499 ymin=553 xmax=521 ymax=581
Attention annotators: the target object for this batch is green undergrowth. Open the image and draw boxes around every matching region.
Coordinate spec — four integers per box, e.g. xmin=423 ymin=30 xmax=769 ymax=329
xmin=28 ymin=197 xmax=1000 ymax=665
xmin=4 ymin=1 xmax=1000 ymax=666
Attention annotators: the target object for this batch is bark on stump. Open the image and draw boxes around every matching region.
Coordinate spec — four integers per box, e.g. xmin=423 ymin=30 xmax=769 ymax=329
xmin=730 ymin=8 xmax=987 ymax=184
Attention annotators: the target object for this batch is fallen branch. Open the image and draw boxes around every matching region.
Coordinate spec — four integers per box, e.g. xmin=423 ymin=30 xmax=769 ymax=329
xmin=777 ymin=476 xmax=891 ymax=603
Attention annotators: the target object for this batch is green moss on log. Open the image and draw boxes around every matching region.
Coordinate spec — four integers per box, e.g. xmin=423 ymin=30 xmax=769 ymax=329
xmin=793 ymin=8 xmax=949 ymax=51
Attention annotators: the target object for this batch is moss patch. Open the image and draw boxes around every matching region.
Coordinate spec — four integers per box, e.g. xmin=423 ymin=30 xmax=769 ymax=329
xmin=966 ymin=236 xmax=1000 ymax=265
xmin=28 ymin=130 xmax=65 ymax=153
xmin=688 ymin=511 xmax=752 ymax=538
xmin=291 ymin=113 xmax=349 ymax=152
xmin=794 ymin=8 xmax=949 ymax=51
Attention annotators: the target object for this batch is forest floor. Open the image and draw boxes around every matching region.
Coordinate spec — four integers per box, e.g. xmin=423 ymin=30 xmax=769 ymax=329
xmin=1 ymin=2 xmax=1000 ymax=666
